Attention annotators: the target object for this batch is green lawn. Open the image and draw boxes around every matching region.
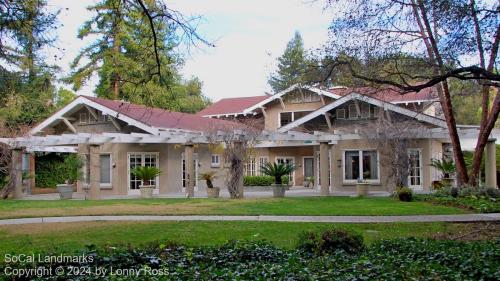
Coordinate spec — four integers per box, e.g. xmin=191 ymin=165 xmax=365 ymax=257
xmin=0 ymin=221 xmax=470 ymax=255
xmin=0 ymin=197 xmax=468 ymax=219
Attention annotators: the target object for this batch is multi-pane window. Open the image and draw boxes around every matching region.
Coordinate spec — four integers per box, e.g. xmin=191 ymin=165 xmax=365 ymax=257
xmin=79 ymin=113 xmax=88 ymax=124
xmin=258 ymin=156 xmax=269 ymax=175
xmin=279 ymin=112 xmax=293 ymax=127
xmin=128 ymin=153 xmax=158 ymax=190
xmin=408 ymin=149 xmax=422 ymax=187
xmin=348 ymin=104 xmax=358 ymax=119
xmin=100 ymin=154 xmax=112 ymax=185
xmin=211 ymin=154 xmax=221 ymax=167
xmin=303 ymin=92 xmax=321 ymax=102
xmin=344 ymin=150 xmax=379 ymax=182
xmin=245 ymin=157 xmax=256 ymax=176
xmin=336 ymin=109 xmax=346 ymax=119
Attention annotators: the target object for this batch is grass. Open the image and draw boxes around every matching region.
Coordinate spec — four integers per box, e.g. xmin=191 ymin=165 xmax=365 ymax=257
xmin=0 ymin=197 xmax=469 ymax=219
xmin=0 ymin=221 xmax=472 ymax=255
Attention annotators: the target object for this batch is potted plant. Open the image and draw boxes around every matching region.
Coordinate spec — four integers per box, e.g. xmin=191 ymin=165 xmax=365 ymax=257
xmin=131 ymin=166 xmax=162 ymax=198
xmin=57 ymin=155 xmax=83 ymax=199
xmin=304 ymin=176 xmax=315 ymax=188
xmin=260 ymin=162 xmax=295 ymax=198
xmin=199 ymin=171 xmax=220 ymax=198
xmin=430 ymin=158 xmax=456 ymax=186
xmin=356 ymin=178 xmax=370 ymax=197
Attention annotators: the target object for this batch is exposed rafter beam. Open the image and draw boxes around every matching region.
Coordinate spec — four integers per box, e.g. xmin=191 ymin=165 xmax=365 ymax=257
xmin=108 ymin=116 xmax=121 ymax=131
xmin=324 ymin=113 xmax=332 ymax=131
xmin=260 ymin=107 xmax=267 ymax=119
xmin=279 ymin=97 xmax=285 ymax=109
xmin=84 ymin=105 xmax=98 ymax=120
xmin=59 ymin=118 xmax=77 ymax=133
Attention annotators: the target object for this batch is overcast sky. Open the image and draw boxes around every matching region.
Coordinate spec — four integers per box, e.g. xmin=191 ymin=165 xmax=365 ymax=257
xmin=46 ymin=0 xmax=332 ymax=102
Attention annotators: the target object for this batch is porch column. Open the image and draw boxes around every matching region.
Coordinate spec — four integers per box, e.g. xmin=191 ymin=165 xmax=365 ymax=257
xmin=235 ymin=141 xmax=244 ymax=198
xmin=185 ymin=143 xmax=195 ymax=198
xmin=77 ymin=144 xmax=89 ymax=193
xmin=29 ymin=153 xmax=35 ymax=194
xmin=12 ymin=148 xmax=23 ymax=199
xmin=329 ymin=144 xmax=335 ymax=192
xmin=89 ymin=144 xmax=101 ymax=200
xmin=320 ymin=141 xmax=330 ymax=196
xmin=485 ymin=139 xmax=497 ymax=188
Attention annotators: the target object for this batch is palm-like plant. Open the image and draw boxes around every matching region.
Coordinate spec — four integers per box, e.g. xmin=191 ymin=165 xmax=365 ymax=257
xmin=430 ymin=158 xmax=456 ymax=179
xmin=260 ymin=162 xmax=295 ymax=185
xmin=199 ymin=171 xmax=217 ymax=189
xmin=131 ymin=166 xmax=162 ymax=186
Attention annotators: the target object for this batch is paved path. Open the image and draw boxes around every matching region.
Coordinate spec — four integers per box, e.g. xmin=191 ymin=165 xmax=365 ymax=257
xmin=0 ymin=213 xmax=498 ymax=225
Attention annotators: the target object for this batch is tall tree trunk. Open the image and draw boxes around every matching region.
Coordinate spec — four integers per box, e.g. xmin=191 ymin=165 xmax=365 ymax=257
xmin=112 ymin=37 xmax=120 ymax=100
xmin=467 ymin=2 xmax=500 ymax=186
xmin=413 ymin=0 xmax=469 ymax=185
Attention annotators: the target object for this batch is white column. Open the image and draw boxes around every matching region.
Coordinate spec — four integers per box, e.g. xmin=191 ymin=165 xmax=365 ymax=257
xmin=89 ymin=144 xmax=101 ymax=200
xmin=485 ymin=139 xmax=497 ymax=188
xmin=320 ymin=142 xmax=330 ymax=196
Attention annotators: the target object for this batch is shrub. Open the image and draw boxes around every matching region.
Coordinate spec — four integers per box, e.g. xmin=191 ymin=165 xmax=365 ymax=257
xmin=297 ymin=228 xmax=365 ymax=255
xmin=396 ymin=186 xmax=413 ymax=202
xmin=243 ymin=176 xmax=274 ymax=186
xmin=260 ymin=162 xmax=295 ymax=185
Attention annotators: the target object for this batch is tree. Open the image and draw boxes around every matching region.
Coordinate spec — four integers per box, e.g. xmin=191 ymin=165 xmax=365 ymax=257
xmin=66 ymin=0 xmax=211 ymax=112
xmin=318 ymin=0 xmax=500 ymax=186
xmin=55 ymin=88 xmax=76 ymax=109
xmin=268 ymin=31 xmax=310 ymax=92
xmin=0 ymin=0 xmax=59 ymax=127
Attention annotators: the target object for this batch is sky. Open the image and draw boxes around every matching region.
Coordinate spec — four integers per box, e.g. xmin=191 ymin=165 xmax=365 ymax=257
xmin=46 ymin=0 xmax=333 ymax=102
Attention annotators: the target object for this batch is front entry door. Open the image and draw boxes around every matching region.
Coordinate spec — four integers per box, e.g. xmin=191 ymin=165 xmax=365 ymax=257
xmin=304 ymin=157 xmax=314 ymax=184
xmin=408 ymin=149 xmax=423 ymax=191
xmin=182 ymin=153 xmax=199 ymax=191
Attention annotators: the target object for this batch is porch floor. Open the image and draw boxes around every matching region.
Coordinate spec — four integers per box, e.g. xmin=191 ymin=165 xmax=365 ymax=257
xmin=20 ymin=186 xmax=392 ymax=200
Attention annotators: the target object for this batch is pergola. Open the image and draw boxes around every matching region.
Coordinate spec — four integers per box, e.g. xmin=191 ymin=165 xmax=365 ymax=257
xmin=1 ymin=127 xmax=496 ymax=199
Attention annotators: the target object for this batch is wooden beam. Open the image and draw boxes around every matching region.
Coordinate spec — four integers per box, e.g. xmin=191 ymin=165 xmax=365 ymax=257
xmin=84 ymin=105 xmax=98 ymax=120
xmin=260 ymin=107 xmax=267 ymax=119
xmin=108 ymin=116 xmax=121 ymax=131
xmin=324 ymin=113 xmax=332 ymax=131
xmin=278 ymin=97 xmax=285 ymax=109
xmin=354 ymin=100 xmax=361 ymax=117
xmin=320 ymin=95 xmax=326 ymax=105
xmin=60 ymin=117 xmax=77 ymax=133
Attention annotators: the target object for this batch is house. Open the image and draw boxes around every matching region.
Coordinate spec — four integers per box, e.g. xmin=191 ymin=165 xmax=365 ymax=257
xmin=3 ymin=84 xmax=496 ymax=198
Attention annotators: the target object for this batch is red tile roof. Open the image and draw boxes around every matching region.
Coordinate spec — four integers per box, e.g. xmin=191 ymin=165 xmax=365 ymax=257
xmin=327 ymin=86 xmax=438 ymax=103
xmin=83 ymin=96 xmax=245 ymax=132
xmin=197 ymin=96 xmax=269 ymax=116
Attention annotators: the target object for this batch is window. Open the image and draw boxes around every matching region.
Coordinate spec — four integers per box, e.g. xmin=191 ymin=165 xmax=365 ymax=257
xmin=343 ymin=150 xmax=379 ymax=182
xmin=348 ymin=104 xmax=358 ymax=119
xmin=245 ymin=157 xmax=256 ymax=176
xmin=128 ymin=153 xmax=159 ymax=190
xmin=303 ymin=92 xmax=321 ymax=102
xmin=370 ymin=105 xmax=379 ymax=118
xmin=279 ymin=112 xmax=293 ymax=127
xmin=287 ymin=92 xmax=302 ymax=103
xmin=294 ymin=111 xmax=312 ymax=120
xmin=211 ymin=154 xmax=221 ymax=168
xmin=360 ymin=104 xmax=370 ymax=118
xmin=336 ymin=109 xmax=346 ymax=119
xmin=89 ymin=112 xmax=97 ymax=123
xmin=258 ymin=156 xmax=269 ymax=175
xmin=408 ymin=149 xmax=422 ymax=188
xmin=79 ymin=113 xmax=88 ymax=124
xmin=100 ymin=154 xmax=112 ymax=185
xmin=98 ymin=112 xmax=108 ymax=122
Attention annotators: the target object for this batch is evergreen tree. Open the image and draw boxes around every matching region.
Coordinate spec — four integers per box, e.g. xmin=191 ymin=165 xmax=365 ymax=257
xmin=67 ymin=0 xmax=210 ymax=112
xmin=268 ymin=32 xmax=309 ymax=93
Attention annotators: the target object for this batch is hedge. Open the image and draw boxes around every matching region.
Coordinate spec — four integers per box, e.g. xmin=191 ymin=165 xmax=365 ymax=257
xmin=1 ymin=238 xmax=497 ymax=280
xmin=244 ymin=175 xmax=291 ymax=186
xmin=34 ymin=153 xmax=71 ymax=188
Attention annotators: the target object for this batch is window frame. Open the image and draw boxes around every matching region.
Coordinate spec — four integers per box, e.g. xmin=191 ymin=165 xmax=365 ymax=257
xmin=79 ymin=113 xmax=88 ymax=124
xmin=279 ymin=112 xmax=293 ymax=127
xmin=342 ymin=150 xmax=380 ymax=184
xmin=348 ymin=104 xmax=358 ymax=119
xmin=211 ymin=154 xmax=221 ymax=168
xmin=336 ymin=109 xmax=346 ymax=119
xmin=258 ymin=156 xmax=269 ymax=175
xmin=99 ymin=153 xmax=112 ymax=187
xmin=127 ymin=152 xmax=160 ymax=191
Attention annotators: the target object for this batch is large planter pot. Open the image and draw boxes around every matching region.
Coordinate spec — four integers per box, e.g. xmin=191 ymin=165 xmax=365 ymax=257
xmin=272 ymin=184 xmax=286 ymax=198
xmin=140 ymin=185 xmax=155 ymax=198
xmin=56 ymin=184 xmax=74 ymax=199
xmin=356 ymin=183 xmax=370 ymax=197
xmin=207 ymin=187 xmax=220 ymax=198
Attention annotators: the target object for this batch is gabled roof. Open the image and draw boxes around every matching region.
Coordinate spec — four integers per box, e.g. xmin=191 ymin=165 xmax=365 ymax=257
xmin=31 ymin=96 xmax=245 ymax=135
xmin=328 ymin=86 xmax=439 ymax=104
xmin=242 ymin=84 xmax=341 ymax=114
xmin=277 ymin=92 xmax=447 ymax=133
xmin=197 ymin=95 xmax=269 ymax=117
